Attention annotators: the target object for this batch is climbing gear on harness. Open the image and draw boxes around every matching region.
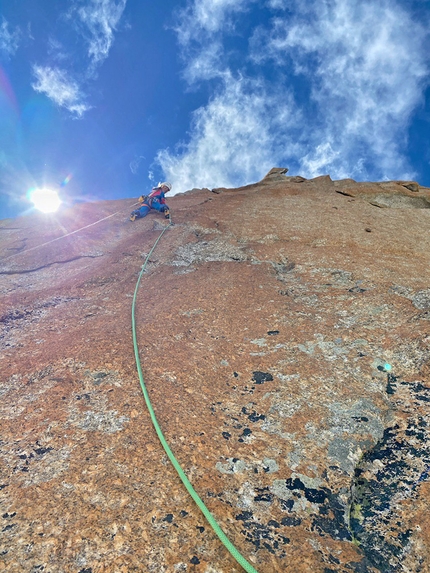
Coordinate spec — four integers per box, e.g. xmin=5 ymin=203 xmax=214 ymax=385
xmin=131 ymin=217 xmax=259 ymax=573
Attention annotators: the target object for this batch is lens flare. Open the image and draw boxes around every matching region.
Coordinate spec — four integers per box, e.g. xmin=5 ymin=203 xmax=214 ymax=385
xmin=60 ymin=174 xmax=73 ymax=187
xmin=29 ymin=188 xmax=62 ymax=213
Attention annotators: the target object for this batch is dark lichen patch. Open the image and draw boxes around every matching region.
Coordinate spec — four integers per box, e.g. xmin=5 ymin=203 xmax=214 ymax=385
xmin=162 ymin=513 xmax=174 ymax=523
xmin=241 ymin=406 xmax=266 ymax=423
xmin=279 ymin=498 xmax=294 ymax=512
xmin=214 ymin=401 xmax=267 ymax=442
xmin=151 ymin=512 xmax=181 ymax=531
xmin=348 ymin=286 xmax=366 ymax=293
xmin=34 ymin=447 xmax=53 ymax=456
xmin=386 ymin=373 xmax=398 ymax=395
xmin=252 ymin=371 xmax=274 ymax=384
xmin=312 ymin=514 xmax=351 ymax=542
xmin=275 ymin=478 xmax=351 ymax=541
xmin=311 ymin=490 xmax=352 ymax=541
xmin=280 ymin=516 xmax=301 ymax=527
xmin=91 ymin=371 xmax=108 ymax=385
xmin=241 ymin=385 xmax=256 ymax=394
xmin=206 ymin=491 xmax=234 ymax=508
xmin=254 ymin=487 xmax=274 ymax=503
xmin=272 ymin=260 xmax=296 ymax=282
xmin=235 ymin=510 xmax=290 ymax=556
xmin=238 ymin=427 xmax=252 ymax=442
xmin=349 ymin=381 xmax=430 ymax=571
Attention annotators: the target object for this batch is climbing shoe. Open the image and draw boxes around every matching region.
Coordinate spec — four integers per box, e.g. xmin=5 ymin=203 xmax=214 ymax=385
xmin=164 ymin=209 xmax=170 ymax=219
xmin=129 ymin=213 xmax=137 ymax=222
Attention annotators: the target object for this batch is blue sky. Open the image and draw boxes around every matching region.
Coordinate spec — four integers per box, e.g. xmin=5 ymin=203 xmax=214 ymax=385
xmin=0 ymin=0 xmax=429 ymax=219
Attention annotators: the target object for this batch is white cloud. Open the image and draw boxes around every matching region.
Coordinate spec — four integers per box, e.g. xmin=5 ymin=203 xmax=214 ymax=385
xmin=252 ymin=0 xmax=430 ymax=180
xmin=31 ymin=1 xmax=127 ymax=116
xmin=129 ymin=155 xmax=145 ymax=175
xmin=174 ymin=0 xmax=252 ymax=44
xmin=266 ymin=0 xmax=287 ymax=8
xmin=162 ymin=0 xmax=429 ymax=188
xmin=0 ymin=18 xmax=20 ymax=58
xmin=300 ymin=142 xmax=342 ymax=179
xmin=182 ymin=41 xmax=226 ymax=84
xmin=47 ymin=38 xmax=70 ymax=62
xmin=173 ymin=0 xmax=256 ymax=85
xmin=31 ymin=65 xmax=90 ymax=118
xmin=71 ymin=0 xmax=127 ymax=67
xmin=157 ymin=75 xmax=304 ymax=193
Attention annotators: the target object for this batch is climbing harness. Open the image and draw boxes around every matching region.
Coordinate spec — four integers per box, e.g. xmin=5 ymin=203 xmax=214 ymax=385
xmin=131 ymin=215 xmax=259 ymax=573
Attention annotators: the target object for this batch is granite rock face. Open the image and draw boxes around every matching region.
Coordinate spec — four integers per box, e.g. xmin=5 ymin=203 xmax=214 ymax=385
xmin=1 ymin=172 xmax=429 ymax=573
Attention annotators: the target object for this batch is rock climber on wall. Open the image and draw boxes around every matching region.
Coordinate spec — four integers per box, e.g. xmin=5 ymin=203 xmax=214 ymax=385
xmin=130 ymin=182 xmax=172 ymax=221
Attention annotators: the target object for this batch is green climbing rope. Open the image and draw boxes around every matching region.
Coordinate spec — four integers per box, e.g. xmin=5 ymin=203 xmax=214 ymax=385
xmin=131 ymin=217 xmax=259 ymax=573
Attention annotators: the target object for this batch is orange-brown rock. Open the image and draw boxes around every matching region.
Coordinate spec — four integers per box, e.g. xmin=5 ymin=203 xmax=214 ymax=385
xmin=1 ymin=171 xmax=429 ymax=573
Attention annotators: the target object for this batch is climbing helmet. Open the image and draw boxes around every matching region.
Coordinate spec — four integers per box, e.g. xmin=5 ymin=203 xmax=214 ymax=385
xmin=159 ymin=182 xmax=172 ymax=192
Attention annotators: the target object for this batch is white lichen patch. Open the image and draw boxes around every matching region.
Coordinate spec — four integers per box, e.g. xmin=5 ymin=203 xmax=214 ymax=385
xmin=172 ymin=238 xmax=248 ymax=266
xmin=67 ymin=392 xmax=129 ymax=433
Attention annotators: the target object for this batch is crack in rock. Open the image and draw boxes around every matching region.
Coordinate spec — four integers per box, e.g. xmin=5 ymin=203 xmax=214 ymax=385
xmin=0 ymin=254 xmax=103 ymax=275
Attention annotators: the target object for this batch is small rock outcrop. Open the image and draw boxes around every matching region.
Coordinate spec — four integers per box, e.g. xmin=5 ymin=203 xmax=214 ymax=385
xmin=1 ymin=173 xmax=429 ymax=572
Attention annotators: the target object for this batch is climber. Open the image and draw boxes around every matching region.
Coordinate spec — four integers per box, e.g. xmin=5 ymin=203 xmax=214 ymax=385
xmin=130 ymin=182 xmax=172 ymax=221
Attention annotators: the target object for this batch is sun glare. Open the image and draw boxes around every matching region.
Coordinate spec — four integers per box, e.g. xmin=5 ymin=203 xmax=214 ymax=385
xmin=29 ymin=188 xmax=62 ymax=213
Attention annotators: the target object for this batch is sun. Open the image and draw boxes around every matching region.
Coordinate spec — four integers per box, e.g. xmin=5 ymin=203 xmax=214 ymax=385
xmin=29 ymin=188 xmax=62 ymax=213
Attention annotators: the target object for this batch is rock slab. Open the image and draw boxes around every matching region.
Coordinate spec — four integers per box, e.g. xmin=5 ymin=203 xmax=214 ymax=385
xmin=1 ymin=173 xmax=430 ymax=572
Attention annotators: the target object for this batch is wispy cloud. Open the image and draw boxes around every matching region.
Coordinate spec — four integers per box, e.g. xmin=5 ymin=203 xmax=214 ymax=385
xmin=0 ymin=18 xmax=21 ymax=58
xmin=252 ymin=0 xmax=430 ymax=179
xmin=160 ymin=0 xmax=430 ymax=190
xmin=173 ymin=0 xmax=255 ymax=85
xmin=129 ymin=155 xmax=145 ymax=175
xmin=174 ymin=0 xmax=252 ymax=43
xmin=157 ymin=74 xmax=304 ymax=192
xmin=31 ymin=65 xmax=90 ymax=118
xmin=31 ymin=0 xmax=127 ymax=116
xmin=70 ymin=0 xmax=127 ymax=69
xmin=47 ymin=38 xmax=70 ymax=62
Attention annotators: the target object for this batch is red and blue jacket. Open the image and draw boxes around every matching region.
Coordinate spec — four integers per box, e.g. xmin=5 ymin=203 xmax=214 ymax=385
xmin=149 ymin=186 xmax=167 ymax=204
xmin=136 ymin=186 xmax=169 ymax=216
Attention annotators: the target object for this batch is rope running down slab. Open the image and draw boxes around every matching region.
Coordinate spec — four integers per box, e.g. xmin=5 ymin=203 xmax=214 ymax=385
xmin=131 ymin=216 xmax=259 ymax=573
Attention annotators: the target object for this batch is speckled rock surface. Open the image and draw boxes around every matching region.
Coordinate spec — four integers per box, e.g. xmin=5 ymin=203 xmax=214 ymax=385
xmin=1 ymin=172 xmax=429 ymax=573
